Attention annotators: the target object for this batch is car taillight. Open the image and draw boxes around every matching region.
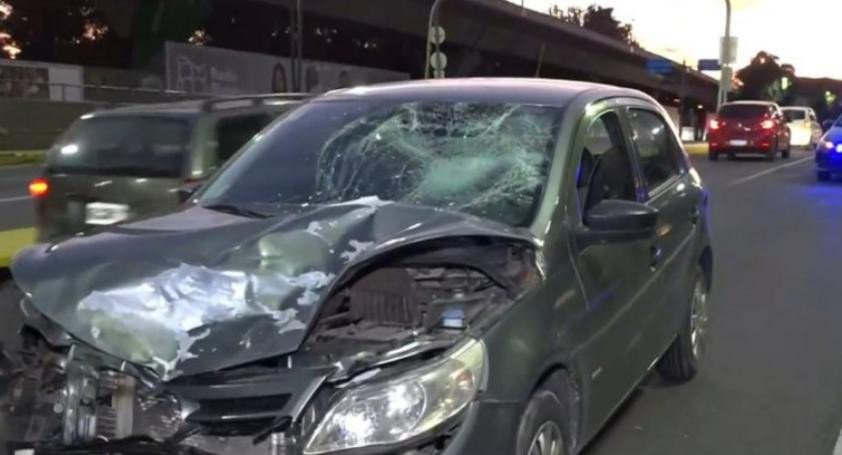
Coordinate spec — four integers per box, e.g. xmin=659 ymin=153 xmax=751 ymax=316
xmin=709 ymin=118 xmax=721 ymax=130
xmin=761 ymin=119 xmax=775 ymax=129
xmin=28 ymin=178 xmax=49 ymax=197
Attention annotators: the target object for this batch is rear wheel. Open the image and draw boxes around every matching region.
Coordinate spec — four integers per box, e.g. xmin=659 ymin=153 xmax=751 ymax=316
xmin=516 ymin=372 xmax=571 ymax=455
xmin=659 ymin=266 xmax=708 ymax=382
xmin=782 ymin=144 xmax=791 ymax=159
xmin=708 ymin=152 xmax=719 ymax=161
xmin=766 ymin=141 xmax=778 ymax=161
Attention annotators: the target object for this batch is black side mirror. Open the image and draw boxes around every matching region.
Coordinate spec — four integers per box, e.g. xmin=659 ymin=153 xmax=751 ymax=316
xmin=177 ymin=180 xmax=205 ymax=203
xmin=578 ymin=199 xmax=658 ymax=246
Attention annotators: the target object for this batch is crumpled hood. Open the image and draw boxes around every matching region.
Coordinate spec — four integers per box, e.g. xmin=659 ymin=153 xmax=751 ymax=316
xmin=11 ymin=198 xmax=534 ymax=381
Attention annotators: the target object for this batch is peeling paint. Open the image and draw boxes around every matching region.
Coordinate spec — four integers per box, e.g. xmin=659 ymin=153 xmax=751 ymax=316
xmin=340 ymin=240 xmax=374 ymax=263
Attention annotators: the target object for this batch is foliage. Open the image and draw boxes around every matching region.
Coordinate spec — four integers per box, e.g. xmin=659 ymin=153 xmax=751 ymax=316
xmin=735 ymin=51 xmax=795 ymax=103
xmin=548 ymin=4 xmax=637 ymax=46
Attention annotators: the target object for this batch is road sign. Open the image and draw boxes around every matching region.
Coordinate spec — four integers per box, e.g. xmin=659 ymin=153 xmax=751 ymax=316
xmin=646 ymin=58 xmax=673 ymax=75
xmin=720 ymin=37 xmax=738 ymax=64
xmin=430 ymin=26 xmax=446 ymax=45
xmin=698 ymin=59 xmax=721 ymax=71
xmin=431 ymin=51 xmax=448 ymax=71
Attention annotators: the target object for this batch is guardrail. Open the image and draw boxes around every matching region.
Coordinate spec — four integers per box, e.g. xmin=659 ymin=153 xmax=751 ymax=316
xmin=2 ymin=81 xmax=217 ymax=104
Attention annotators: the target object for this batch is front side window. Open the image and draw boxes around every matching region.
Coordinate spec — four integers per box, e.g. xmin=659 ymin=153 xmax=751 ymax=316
xmin=627 ymin=109 xmax=681 ymax=191
xmin=200 ymin=101 xmax=564 ymax=227
xmin=577 ymin=111 xmax=637 ymax=213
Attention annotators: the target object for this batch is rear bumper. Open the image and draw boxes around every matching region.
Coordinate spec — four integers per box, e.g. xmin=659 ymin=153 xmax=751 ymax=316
xmin=708 ymin=144 xmax=775 ymax=155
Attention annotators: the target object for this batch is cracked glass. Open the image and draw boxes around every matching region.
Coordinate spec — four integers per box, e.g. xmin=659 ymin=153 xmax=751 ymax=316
xmin=200 ymin=100 xmax=564 ymax=226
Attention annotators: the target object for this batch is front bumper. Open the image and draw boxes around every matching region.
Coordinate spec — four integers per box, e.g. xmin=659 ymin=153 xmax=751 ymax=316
xmin=9 ymin=400 xmax=522 ymax=455
xmin=816 ymin=152 xmax=842 ymax=172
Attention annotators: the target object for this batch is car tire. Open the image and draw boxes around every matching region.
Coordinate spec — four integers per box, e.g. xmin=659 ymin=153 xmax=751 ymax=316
xmin=516 ymin=372 xmax=572 ymax=455
xmin=818 ymin=170 xmax=831 ymax=181
xmin=708 ymin=152 xmax=718 ymax=161
xmin=658 ymin=266 xmax=709 ymax=382
xmin=766 ymin=141 xmax=777 ymax=161
xmin=782 ymin=144 xmax=791 ymax=159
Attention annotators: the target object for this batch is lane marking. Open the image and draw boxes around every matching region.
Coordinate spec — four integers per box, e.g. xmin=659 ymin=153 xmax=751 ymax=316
xmin=833 ymin=426 xmax=842 ymax=455
xmin=727 ymin=156 xmax=813 ymax=187
xmin=0 ymin=195 xmax=31 ymax=203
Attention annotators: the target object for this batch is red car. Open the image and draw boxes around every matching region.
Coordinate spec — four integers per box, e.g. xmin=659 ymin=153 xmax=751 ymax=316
xmin=707 ymin=101 xmax=791 ymax=161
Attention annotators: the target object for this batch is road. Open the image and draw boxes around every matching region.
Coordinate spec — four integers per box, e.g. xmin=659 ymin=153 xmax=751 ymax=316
xmin=0 ymin=165 xmax=40 ymax=231
xmin=1 ymin=150 xmax=842 ymax=454
xmin=586 ymin=149 xmax=842 ymax=455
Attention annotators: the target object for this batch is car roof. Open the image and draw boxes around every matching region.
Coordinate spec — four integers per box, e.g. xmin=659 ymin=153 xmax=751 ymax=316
xmin=84 ymin=96 xmax=305 ymax=119
xmin=319 ymin=78 xmax=656 ymax=107
xmin=781 ymin=106 xmax=810 ymax=111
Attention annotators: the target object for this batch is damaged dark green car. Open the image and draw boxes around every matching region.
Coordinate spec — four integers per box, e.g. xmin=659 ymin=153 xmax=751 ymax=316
xmin=1 ymin=79 xmax=712 ymax=455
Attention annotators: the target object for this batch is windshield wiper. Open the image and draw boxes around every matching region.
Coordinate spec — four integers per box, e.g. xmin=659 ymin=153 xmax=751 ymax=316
xmin=202 ymin=203 xmax=271 ymax=218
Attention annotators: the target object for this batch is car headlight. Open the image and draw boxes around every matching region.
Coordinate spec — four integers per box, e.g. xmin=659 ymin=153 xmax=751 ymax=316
xmin=303 ymin=338 xmax=487 ymax=454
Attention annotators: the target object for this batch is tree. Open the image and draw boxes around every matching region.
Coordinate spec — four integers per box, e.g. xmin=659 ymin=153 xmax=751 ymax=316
xmin=735 ymin=51 xmax=795 ymax=102
xmin=548 ymin=4 xmax=637 ymax=46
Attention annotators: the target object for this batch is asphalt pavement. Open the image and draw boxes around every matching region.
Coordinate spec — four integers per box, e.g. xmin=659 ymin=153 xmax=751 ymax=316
xmin=0 ymin=165 xmax=40 ymax=231
xmin=2 ymin=150 xmax=842 ymax=454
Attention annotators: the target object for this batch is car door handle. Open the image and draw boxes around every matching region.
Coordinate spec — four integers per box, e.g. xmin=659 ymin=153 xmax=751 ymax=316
xmin=690 ymin=206 xmax=701 ymax=225
xmin=649 ymin=245 xmax=663 ymax=269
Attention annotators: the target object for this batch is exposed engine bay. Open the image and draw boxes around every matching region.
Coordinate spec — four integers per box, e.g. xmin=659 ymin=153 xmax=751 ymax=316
xmin=1 ymin=237 xmax=540 ymax=455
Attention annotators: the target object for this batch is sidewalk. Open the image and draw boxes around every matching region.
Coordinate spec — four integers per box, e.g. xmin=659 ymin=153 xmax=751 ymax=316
xmin=684 ymin=142 xmax=708 ymax=156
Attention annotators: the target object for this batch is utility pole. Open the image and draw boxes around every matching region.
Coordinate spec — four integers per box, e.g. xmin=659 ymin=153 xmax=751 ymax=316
xmin=289 ymin=0 xmax=304 ymax=92
xmin=717 ymin=0 xmax=732 ymax=110
xmin=424 ymin=0 xmax=447 ymax=79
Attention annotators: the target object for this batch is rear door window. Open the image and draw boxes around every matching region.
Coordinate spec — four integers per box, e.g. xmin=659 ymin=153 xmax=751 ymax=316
xmin=627 ymin=109 xmax=681 ymax=192
xmin=48 ymin=116 xmax=190 ymax=178
xmin=783 ymin=110 xmax=806 ymax=122
xmin=214 ymin=114 xmax=273 ymax=163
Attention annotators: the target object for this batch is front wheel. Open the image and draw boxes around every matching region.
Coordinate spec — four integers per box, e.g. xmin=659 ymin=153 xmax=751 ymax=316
xmin=516 ymin=372 xmax=571 ymax=455
xmin=658 ymin=266 xmax=708 ymax=382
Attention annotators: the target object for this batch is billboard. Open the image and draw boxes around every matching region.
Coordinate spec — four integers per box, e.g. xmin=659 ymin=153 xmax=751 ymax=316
xmin=0 ymin=59 xmax=84 ymax=101
xmin=165 ymin=42 xmax=408 ymax=95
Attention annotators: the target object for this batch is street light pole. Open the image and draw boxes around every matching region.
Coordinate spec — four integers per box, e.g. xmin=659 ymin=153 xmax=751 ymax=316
xmin=717 ymin=0 xmax=732 ymax=110
xmin=424 ymin=0 xmax=447 ymax=79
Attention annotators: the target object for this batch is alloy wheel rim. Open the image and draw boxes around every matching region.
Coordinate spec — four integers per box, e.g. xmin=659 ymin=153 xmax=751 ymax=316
xmin=528 ymin=421 xmax=563 ymax=455
xmin=689 ymin=277 xmax=709 ymax=360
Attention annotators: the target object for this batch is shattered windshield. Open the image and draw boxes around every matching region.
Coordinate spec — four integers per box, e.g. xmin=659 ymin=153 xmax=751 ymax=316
xmin=199 ymin=100 xmax=563 ymax=226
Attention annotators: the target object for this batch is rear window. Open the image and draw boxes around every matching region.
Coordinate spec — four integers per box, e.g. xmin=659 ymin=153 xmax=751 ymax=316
xmin=48 ymin=116 xmax=190 ymax=178
xmin=782 ymin=110 xmax=806 ymax=121
xmin=718 ymin=105 xmax=771 ymax=118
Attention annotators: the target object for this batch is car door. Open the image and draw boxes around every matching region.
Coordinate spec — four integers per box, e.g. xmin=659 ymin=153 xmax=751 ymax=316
xmin=623 ymin=105 xmax=704 ymax=352
xmin=568 ymin=105 xmax=658 ymax=431
xmin=809 ymin=110 xmax=822 ymax=145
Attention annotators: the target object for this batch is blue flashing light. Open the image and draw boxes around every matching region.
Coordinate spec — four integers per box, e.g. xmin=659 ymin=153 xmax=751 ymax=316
xmin=836 ymin=144 xmax=842 ymax=153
